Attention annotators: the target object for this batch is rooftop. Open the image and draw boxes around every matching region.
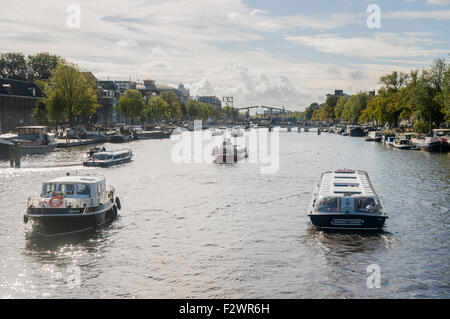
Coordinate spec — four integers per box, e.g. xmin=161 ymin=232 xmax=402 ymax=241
xmin=319 ymin=169 xmax=376 ymax=197
xmin=0 ymin=78 xmax=43 ymax=97
xmin=46 ymin=175 xmax=105 ymax=185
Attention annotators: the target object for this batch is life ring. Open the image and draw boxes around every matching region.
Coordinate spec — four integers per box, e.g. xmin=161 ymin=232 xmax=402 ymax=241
xmin=115 ymin=197 xmax=121 ymax=210
xmin=49 ymin=193 xmax=64 ymax=208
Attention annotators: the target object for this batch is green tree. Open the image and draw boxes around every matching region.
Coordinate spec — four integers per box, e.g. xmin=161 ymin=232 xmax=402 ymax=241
xmin=28 ymin=52 xmax=61 ymax=80
xmin=304 ymin=102 xmax=320 ymax=121
xmin=44 ymin=61 xmax=99 ymax=125
xmin=146 ymin=96 xmax=169 ymax=121
xmin=160 ymin=91 xmax=182 ymax=121
xmin=0 ymin=52 xmax=27 ymax=80
xmin=116 ymin=89 xmax=145 ymax=123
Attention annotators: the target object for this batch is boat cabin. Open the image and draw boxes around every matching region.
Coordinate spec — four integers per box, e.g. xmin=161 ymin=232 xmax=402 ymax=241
xmin=314 ymin=169 xmax=381 ymax=214
xmin=433 ymin=129 xmax=450 ymax=138
xmin=41 ymin=176 xmax=106 ymax=199
xmin=16 ymin=126 xmax=49 ymax=142
xmin=91 ymin=150 xmax=132 ymax=161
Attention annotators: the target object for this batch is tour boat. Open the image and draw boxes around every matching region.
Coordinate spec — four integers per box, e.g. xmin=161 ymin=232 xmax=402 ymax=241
xmin=83 ymin=149 xmax=133 ymax=167
xmin=24 ymin=175 xmax=121 ymax=236
xmin=308 ymin=169 xmax=388 ymax=230
xmin=212 ymin=138 xmax=248 ymax=164
xmin=230 ymin=126 xmax=244 ymax=137
xmin=365 ymin=131 xmax=382 ymax=142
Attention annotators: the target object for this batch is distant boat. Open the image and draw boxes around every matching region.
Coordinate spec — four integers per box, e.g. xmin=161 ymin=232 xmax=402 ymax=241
xmin=230 ymin=126 xmax=244 ymax=137
xmin=393 ymin=137 xmax=412 ymax=149
xmin=365 ymin=131 xmax=382 ymax=142
xmin=346 ymin=125 xmax=365 ymax=137
xmin=9 ymin=126 xmax=57 ymax=156
xmin=83 ymin=149 xmax=133 ymax=167
xmin=210 ymin=128 xmax=223 ymax=136
xmin=136 ymin=130 xmax=171 ymax=139
xmin=308 ymin=169 xmax=388 ymax=230
xmin=411 ymin=136 xmax=446 ymax=152
xmin=212 ymin=138 xmax=248 ymax=164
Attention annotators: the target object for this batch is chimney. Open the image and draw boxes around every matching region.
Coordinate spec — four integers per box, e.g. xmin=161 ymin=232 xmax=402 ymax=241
xmin=27 ymin=64 xmax=34 ymax=82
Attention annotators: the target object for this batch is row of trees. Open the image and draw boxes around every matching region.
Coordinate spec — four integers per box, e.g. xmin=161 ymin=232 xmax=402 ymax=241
xmin=300 ymin=58 xmax=450 ymax=133
xmin=0 ymin=52 xmax=62 ymax=81
xmin=115 ymin=90 xmax=237 ymax=124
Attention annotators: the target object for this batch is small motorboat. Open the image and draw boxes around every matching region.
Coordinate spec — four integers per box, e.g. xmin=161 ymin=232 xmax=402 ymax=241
xmin=83 ymin=149 xmax=133 ymax=167
xmin=212 ymin=138 xmax=248 ymax=164
xmin=393 ymin=136 xmax=412 ymax=149
xmin=24 ymin=174 xmax=121 ymax=237
xmin=308 ymin=169 xmax=388 ymax=230
xmin=210 ymin=128 xmax=223 ymax=136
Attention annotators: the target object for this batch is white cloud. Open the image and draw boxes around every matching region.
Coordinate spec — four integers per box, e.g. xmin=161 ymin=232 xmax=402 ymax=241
xmin=285 ymin=33 xmax=447 ymax=59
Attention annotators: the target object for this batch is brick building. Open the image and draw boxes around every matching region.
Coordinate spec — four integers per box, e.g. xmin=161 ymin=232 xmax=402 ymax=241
xmin=0 ymin=79 xmax=42 ymax=133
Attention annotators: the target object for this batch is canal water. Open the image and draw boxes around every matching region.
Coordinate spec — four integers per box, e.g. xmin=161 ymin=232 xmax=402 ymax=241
xmin=0 ymin=131 xmax=448 ymax=298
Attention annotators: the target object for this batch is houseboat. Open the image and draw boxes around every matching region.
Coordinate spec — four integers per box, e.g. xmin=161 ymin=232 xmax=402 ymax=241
xmin=9 ymin=126 xmax=57 ymax=156
xmin=136 ymin=129 xmax=172 ymax=139
xmin=346 ymin=125 xmax=365 ymax=137
xmin=212 ymin=138 xmax=248 ymax=164
xmin=365 ymin=131 xmax=382 ymax=142
xmin=308 ymin=169 xmax=388 ymax=230
xmin=83 ymin=149 xmax=133 ymax=167
xmin=24 ymin=175 xmax=121 ymax=236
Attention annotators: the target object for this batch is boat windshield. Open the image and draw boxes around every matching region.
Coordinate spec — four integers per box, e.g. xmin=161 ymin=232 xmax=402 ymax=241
xmin=355 ymin=197 xmax=380 ymax=212
xmin=42 ymin=183 xmax=91 ymax=198
xmin=316 ymin=198 xmax=339 ymax=212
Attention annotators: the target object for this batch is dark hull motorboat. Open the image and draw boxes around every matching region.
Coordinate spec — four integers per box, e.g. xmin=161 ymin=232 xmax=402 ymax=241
xmin=25 ymin=204 xmax=117 ymax=236
xmin=24 ymin=175 xmax=121 ymax=237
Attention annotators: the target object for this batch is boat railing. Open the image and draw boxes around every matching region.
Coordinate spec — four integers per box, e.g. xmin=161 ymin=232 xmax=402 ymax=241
xmin=27 ymin=192 xmax=112 ymax=210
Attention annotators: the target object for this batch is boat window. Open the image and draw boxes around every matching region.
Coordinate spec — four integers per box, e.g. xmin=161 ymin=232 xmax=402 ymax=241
xmin=334 ymin=176 xmax=357 ymax=179
xmin=76 ymin=184 xmax=91 ymax=196
xmin=94 ymin=154 xmax=107 ymax=160
xmin=42 ymin=183 xmax=58 ymax=196
xmin=356 ymin=197 xmax=379 ymax=212
xmin=60 ymin=184 xmax=74 ymax=195
xmin=316 ymin=198 xmax=339 ymax=212
xmin=334 ymin=183 xmax=359 ymax=187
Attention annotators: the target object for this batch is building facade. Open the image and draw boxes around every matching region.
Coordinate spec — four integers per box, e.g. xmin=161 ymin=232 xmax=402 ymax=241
xmin=197 ymin=96 xmax=221 ymax=109
xmin=0 ymin=79 xmax=42 ymax=133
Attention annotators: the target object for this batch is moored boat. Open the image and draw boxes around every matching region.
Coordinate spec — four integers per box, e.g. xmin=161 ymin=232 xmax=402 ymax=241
xmin=308 ymin=169 xmax=388 ymax=230
xmin=365 ymin=131 xmax=382 ymax=142
xmin=11 ymin=126 xmax=57 ymax=156
xmin=230 ymin=126 xmax=244 ymax=137
xmin=83 ymin=149 xmax=133 ymax=167
xmin=24 ymin=175 xmax=121 ymax=237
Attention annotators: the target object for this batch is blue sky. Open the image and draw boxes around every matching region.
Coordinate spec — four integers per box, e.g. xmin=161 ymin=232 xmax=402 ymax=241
xmin=1 ymin=0 xmax=449 ymax=110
